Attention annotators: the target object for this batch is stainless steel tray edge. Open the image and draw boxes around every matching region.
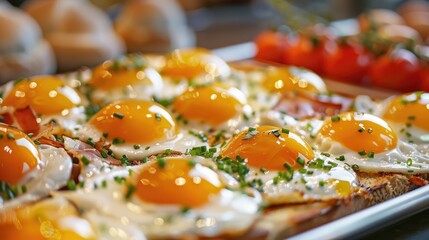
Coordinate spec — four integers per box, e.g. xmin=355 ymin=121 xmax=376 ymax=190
xmin=288 ymin=185 xmax=429 ymax=240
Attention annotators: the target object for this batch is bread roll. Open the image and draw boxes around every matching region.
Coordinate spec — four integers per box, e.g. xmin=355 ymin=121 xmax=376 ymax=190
xmin=0 ymin=3 xmax=56 ymax=84
xmin=115 ymin=0 xmax=195 ymax=53
xmin=23 ymin=0 xmax=125 ymax=72
xmin=358 ymin=9 xmax=404 ymax=32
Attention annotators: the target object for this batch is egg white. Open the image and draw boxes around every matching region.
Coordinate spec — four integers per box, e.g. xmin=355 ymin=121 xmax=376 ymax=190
xmin=56 ymin=156 xmax=262 ymax=239
xmin=77 ymin=124 xmax=210 ymax=161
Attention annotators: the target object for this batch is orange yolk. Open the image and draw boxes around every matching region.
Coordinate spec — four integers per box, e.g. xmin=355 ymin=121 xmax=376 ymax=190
xmin=2 ymin=76 xmax=81 ymax=116
xmin=318 ymin=112 xmax=398 ymax=154
xmin=262 ymin=67 xmax=326 ymax=93
xmin=89 ymin=60 xmax=147 ymax=90
xmin=172 ymin=84 xmax=244 ymax=126
xmin=89 ymin=99 xmax=178 ymax=144
xmin=162 ymin=48 xmax=230 ymax=79
xmin=383 ymin=92 xmax=429 ymax=132
xmin=135 ymin=158 xmax=223 ymax=207
xmin=0 ymin=125 xmax=40 ymax=184
xmin=0 ymin=200 xmax=95 ymax=240
xmin=220 ymin=126 xmax=314 ymax=171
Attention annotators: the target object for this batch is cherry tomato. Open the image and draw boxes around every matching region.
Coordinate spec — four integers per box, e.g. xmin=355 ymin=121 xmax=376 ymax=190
xmin=254 ymin=31 xmax=289 ymax=63
xmin=323 ymin=40 xmax=373 ymax=84
xmin=369 ymin=49 xmax=420 ymax=92
xmin=283 ymin=34 xmax=326 ymax=74
xmin=419 ymin=65 xmax=429 ymax=91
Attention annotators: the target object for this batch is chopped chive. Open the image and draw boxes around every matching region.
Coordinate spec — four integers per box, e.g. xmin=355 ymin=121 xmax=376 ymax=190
xmin=67 ymin=180 xmax=76 ymax=190
xmin=336 ymin=155 xmax=345 ymax=161
xmin=125 ymin=184 xmax=136 ymax=199
xmin=34 ymin=140 xmax=41 ymax=145
xmin=141 ymin=157 xmax=149 ymax=163
xmin=113 ymin=112 xmax=124 ymax=119
xmin=101 ymin=180 xmax=107 ymax=188
xmin=6 ymin=133 xmax=14 ymax=140
xmin=321 ymin=152 xmax=331 ymax=157
xmin=358 ymin=150 xmax=366 ymax=156
xmin=21 ymin=185 xmax=27 ymax=193
xmin=145 ymin=146 xmax=150 ymax=150
xmin=408 ymin=115 xmax=416 ymax=120
xmin=351 ymin=164 xmax=360 ymax=171
xmin=112 ymin=138 xmax=125 ymax=145
xmin=282 ymin=128 xmax=290 ymax=134
xmin=368 ymin=151 xmax=374 ymax=158
xmin=81 ymin=156 xmax=90 ymax=166
xmin=100 ymin=151 xmax=108 ymax=158
xmin=296 ymin=157 xmax=305 ymax=166
xmin=407 ymin=158 xmax=413 ymax=166
xmin=331 ymin=115 xmax=341 ymax=122
xmin=157 ymin=158 xmax=166 ymax=169
xmin=133 ymin=144 xmax=141 ymax=150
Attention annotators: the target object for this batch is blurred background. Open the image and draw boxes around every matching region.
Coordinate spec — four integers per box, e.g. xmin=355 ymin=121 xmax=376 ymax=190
xmin=4 ymin=0 xmax=417 ymax=49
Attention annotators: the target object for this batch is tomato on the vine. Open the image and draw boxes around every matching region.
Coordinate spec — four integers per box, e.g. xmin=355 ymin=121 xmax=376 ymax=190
xmin=419 ymin=65 xmax=429 ymax=91
xmin=323 ymin=40 xmax=373 ymax=84
xmin=369 ymin=48 xmax=420 ymax=92
xmin=283 ymin=34 xmax=326 ymax=74
xmin=254 ymin=31 xmax=289 ymax=63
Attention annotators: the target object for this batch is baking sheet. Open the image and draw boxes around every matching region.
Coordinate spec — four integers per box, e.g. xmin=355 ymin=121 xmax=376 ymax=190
xmin=213 ymin=43 xmax=429 ymax=240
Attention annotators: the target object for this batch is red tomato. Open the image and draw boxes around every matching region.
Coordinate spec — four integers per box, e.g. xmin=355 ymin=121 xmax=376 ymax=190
xmin=254 ymin=31 xmax=289 ymax=63
xmin=369 ymin=49 xmax=420 ymax=92
xmin=283 ymin=34 xmax=326 ymax=74
xmin=323 ymin=41 xmax=373 ymax=84
xmin=419 ymin=65 xmax=429 ymax=91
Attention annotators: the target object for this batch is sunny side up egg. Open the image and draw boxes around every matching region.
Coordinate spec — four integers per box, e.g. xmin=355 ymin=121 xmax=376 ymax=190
xmin=0 ymin=197 xmax=96 ymax=240
xmin=57 ymin=156 xmax=261 ymax=239
xmin=171 ymin=83 xmax=254 ymax=133
xmin=157 ymin=48 xmax=232 ymax=99
xmin=78 ymin=99 xmax=208 ymax=161
xmin=0 ymin=75 xmax=86 ymax=135
xmin=228 ymin=65 xmax=328 ymax=115
xmin=88 ymin=55 xmax=163 ymax=105
xmin=313 ymin=112 xmax=429 ymax=174
xmin=218 ymin=125 xmax=359 ymax=205
xmin=0 ymin=124 xmax=72 ymax=210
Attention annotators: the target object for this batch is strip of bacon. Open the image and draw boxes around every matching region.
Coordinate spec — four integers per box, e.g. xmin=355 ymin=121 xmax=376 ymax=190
xmin=274 ymin=92 xmax=353 ymax=119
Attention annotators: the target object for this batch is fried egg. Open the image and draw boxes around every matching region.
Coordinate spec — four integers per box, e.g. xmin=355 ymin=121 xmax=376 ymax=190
xmin=162 ymin=48 xmax=231 ymax=82
xmin=0 ymin=197 xmax=96 ymax=240
xmin=219 ymin=125 xmax=359 ymax=204
xmin=78 ymin=99 xmax=208 ymax=161
xmin=228 ymin=65 xmax=328 ymax=114
xmin=57 ymin=156 xmax=261 ymax=239
xmin=0 ymin=75 xmax=86 ymax=135
xmin=88 ymin=55 xmax=163 ymax=105
xmin=0 ymin=124 xmax=72 ymax=210
xmin=171 ymin=83 xmax=254 ymax=133
xmin=313 ymin=112 xmax=429 ymax=174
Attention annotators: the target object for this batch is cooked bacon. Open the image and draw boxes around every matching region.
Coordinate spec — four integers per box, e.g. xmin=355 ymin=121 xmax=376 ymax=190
xmin=274 ymin=92 xmax=353 ymax=119
xmin=0 ymin=106 xmax=40 ymax=134
xmin=12 ymin=107 xmax=40 ymax=134
xmin=63 ymin=137 xmax=121 ymax=166
xmin=37 ymin=136 xmax=65 ymax=148
xmin=408 ymin=176 xmax=427 ymax=187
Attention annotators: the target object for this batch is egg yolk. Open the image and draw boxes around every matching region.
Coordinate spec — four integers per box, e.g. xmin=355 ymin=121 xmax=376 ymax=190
xmin=220 ymin=126 xmax=314 ymax=171
xmin=89 ymin=99 xmax=178 ymax=144
xmin=89 ymin=59 xmax=153 ymax=90
xmin=162 ymin=48 xmax=231 ymax=79
xmin=262 ymin=67 xmax=327 ymax=93
xmin=135 ymin=158 xmax=223 ymax=207
xmin=0 ymin=125 xmax=40 ymax=184
xmin=172 ymin=84 xmax=245 ymax=126
xmin=0 ymin=199 xmax=95 ymax=240
xmin=383 ymin=92 xmax=429 ymax=132
xmin=2 ymin=76 xmax=81 ymax=116
xmin=318 ymin=112 xmax=398 ymax=154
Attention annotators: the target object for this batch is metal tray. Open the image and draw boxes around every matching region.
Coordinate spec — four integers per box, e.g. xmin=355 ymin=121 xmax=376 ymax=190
xmin=213 ymin=42 xmax=429 ymax=240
